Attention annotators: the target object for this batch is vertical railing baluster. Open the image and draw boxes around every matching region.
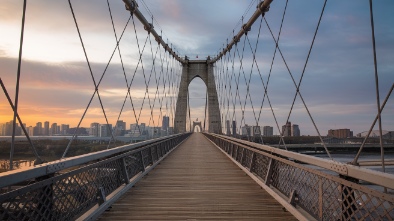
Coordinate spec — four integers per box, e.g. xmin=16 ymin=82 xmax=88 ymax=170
xmin=249 ymin=152 xmax=255 ymax=172
xmin=139 ymin=151 xmax=145 ymax=172
xmin=121 ymin=157 xmax=130 ymax=184
xmin=265 ymin=158 xmax=274 ymax=185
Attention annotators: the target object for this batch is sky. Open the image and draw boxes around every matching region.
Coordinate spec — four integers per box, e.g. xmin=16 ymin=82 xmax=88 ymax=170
xmin=0 ymin=0 xmax=393 ymax=135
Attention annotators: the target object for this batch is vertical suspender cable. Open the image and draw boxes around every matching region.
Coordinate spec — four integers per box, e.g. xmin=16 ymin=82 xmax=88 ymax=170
xmin=204 ymin=87 xmax=208 ymax=132
xmin=10 ymin=0 xmax=27 ymax=170
xmin=368 ymin=0 xmax=385 ymax=173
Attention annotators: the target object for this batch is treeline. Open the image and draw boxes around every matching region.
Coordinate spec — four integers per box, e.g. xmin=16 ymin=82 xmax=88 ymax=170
xmin=0 ymin=139 xmax=125 ymax=162
xmin=240 ymin=136 xmax=389 ymax=145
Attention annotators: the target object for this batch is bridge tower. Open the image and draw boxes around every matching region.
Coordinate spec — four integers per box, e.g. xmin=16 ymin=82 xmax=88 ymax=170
xmin=174 ymin=59 xmax=221 ymax=134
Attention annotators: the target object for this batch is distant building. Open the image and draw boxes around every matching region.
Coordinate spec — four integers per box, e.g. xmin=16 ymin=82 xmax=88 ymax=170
xmin=34 ymin=122 xmax=42 ymax=136
xmin=252 ymin=126 xmax=261 ymax=136
xmin=162 ymin=116 xmax=170 ymax=131
xmin=115 ymin=120 xmax=126 ymax=136
xmin=292 ymin=124 xmax=300 ymax=137
xmin=226 ymin=120 xmax=231 ymax=135
xmin=232 ymin=121 xmax=236 ymax=136
xmin=44 ymin=121 xmax=50 ymax=136
xmin=241 ymin=124 xmax=252 ymax=136
xmin=328 ymin=129 xmax=353 ymax=138
xmin=60 ymin=124 xmax=69 ymax=135
xmin=100 ymin=124 xmax=112 ymax=137
xmin=27 ymin=126 xmax=34 ymax=136
xmin=282 ymin=122 xmax=291 ymax=137
xmin=50 ymin=123 xmax=58 ymax=135
xmin=129 ymin=123 xmax=142 ymax=137
xmin=90 ymin=123 xmax=100 ymax=137
xmin=2 ymin=121 xmax=21 ymax=136
xmin=0 ymin=123 xmax=4 ymax=136
xmin=263 ymin=126 xmax=273 ymax=136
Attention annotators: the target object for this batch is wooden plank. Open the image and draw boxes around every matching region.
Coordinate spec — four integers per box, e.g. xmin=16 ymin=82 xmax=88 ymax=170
xmin=98 ymin=133 xmax=297 ymax=220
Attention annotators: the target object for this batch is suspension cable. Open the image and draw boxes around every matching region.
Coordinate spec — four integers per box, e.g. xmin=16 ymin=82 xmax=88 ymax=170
xmin=368 ymin=0 xmax=385 ymax=173
xmin=10 ymin=0 xmax=27 ymax=170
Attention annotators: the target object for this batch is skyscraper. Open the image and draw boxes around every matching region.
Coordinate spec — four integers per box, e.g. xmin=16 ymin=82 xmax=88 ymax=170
xmin=263 ymin=126 xmax=273 ymax=136
xmin=252 ymin=126 xmax=261 ymax=136
xmin=162 ymin=116 xmax=169 ymax=131
xmin=232 ymin=121 xmax=236 ymax=136
xmin=226 ymin=120 xmax=231 ymax=135
xmin=282 ymin=122 xmax=291 ymax=137
xmin=115 ymin=120 xmax=126 ymax=136
xmin=291 ymin=124 xmax=300 ymax=137
xmin=241 ymin=124 xmax=252 ymax=136
xmin=90 ymin=123 xmax=100 ymax=137
xmin=116 ymin=120 xmax=126 ymax=130
xmin=50 ymin=123 xmax=58 ymax=135
xmin=99 ymin=124 xmax=112 ymax=137
xmin=44 ymin=121 xmax=50 ymax=136
xmin=60 ymin=124 xmax=69 ymax=135
xmin=35 ymin=122 xmax=42 ymax=136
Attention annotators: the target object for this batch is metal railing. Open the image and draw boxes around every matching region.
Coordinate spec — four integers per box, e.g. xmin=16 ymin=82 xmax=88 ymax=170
xmin=204 ymin=133 xmax=394 ymax=221
xmin=0 ymin=133 xmax=191 ymax=221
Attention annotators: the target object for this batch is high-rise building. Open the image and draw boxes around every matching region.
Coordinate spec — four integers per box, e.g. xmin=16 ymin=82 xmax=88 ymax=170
xmin=90 ymin=123 xmax=100 ymax=137
xmin=0 ymin=123 xmax=4 ymax=136
xmin=5 ymin=121 xmax=13 ymax=136
xmin=226 ymin=120 xmax=231 ymax=135
xmin=44 ymin=121 xmax=50 ymax=136
xmin=263 ymin=126 xmax=273 ymax=136
xmin=328 ymin=129 xmax=353 ymax=138
xmin=115 ymin=120 xmax=126 ymax=136
xmin=60 ymin=124 xmax=69 ymax=135
xmin=27 ymin=126 xmax=34 ymax=136
xmin=116 ymin=120 xmax=126 ymax=130
xmin=129 ymin=123 xmax=141 ymax=137
xmin=292 ymin=124 xmax=300 ymax=137
xmin=162 ymin=116 xmax=169 ymax=131
xmin=3 ymin=121 xmax=21 ymax=136
xmin=282 ymin=122 xmax=291 ymax=137
xmin=100 ymin=124 xmax=112 ymax=137
xmin=232 ymin=121 xmax=236 ymax=136
xmin=241 ymin=124 xmax=252 ymax=136
xmin=35 ymin=122 xmax=42 ymax=136
xmin=50 ymin=123 xmax=58 ymax=135
xmin=252 ymin=126 xmax=261 ymax=136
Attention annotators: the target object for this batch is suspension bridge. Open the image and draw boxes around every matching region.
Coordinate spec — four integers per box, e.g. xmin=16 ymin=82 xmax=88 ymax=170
xmin=1 ymin=0 xmax=393 ymax=220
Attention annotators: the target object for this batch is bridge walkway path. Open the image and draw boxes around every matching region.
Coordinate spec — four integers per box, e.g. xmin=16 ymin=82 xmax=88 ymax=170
xmin=98 ymin=133 xmax=296 ymax=220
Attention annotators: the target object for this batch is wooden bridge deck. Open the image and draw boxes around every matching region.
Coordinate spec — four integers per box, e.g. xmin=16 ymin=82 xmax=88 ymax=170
xmin=98 ymin=133 xmax=296 ymax=220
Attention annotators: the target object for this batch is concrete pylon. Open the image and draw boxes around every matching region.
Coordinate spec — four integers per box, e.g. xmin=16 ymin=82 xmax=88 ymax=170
xmin=174 ymin=60 xmax=221 ymax=134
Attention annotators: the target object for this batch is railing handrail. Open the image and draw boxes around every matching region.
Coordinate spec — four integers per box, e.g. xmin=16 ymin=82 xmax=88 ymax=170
xmin=207 ymin=133 xmax=394 ymax=190
xmin=0 ymin=133 xmax=189 ymax=189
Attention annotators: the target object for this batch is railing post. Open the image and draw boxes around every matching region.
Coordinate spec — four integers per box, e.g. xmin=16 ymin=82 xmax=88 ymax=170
xmin=139 ymin=151 xmax=146 ymax=172
xmin=120 ymin=157 xmax=130 ymax=184
xmin=265 ymin=158 xmax=274 ymax=185
xmin=288 ymin=189 xmax=297 ymax=207
xmin=97 ymin=186 xmax=106 ymax=205
xmin=249 ymin=152 xmax=255 ymax=172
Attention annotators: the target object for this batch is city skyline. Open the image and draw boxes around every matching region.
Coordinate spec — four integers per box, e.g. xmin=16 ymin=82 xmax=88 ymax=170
xmin=1 ymin=1 xmax=393 ymax=135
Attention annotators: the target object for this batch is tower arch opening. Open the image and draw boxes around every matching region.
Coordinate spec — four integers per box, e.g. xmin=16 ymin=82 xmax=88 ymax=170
xmin=188 ymin=77 xmax=206 ymax=132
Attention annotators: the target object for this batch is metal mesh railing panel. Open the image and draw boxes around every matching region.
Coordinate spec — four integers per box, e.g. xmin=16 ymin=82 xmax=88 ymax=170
xmin=251 ymin=153 xmax=270 ymax=179
xmin=204 ymin=134 xmax=394 ymax=221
